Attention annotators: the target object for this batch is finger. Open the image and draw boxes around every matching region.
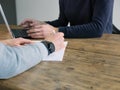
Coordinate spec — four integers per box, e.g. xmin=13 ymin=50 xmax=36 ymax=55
xmin=27 ymin=28 xmax=42 ymax=33
xmin=19 ymin=19 xmax=34 ymax=27
xmin=33 ymin=25 xmax=43 ymax=28
xmin=28 ymin=32 xmax=43 ymax=36
xmin=52 ymin=34 xmax=63 ymax=40
xmin=30 ymin=21 xmax=39 ymax=26
xmin=56 ymin=32 xmax=64 ymax=37
xmin=21 ymin=24 xmax=30 ymax=28
xmin=31 ymin=35 xmax=44 ymax=39
xmin=22 ymin=40 xmax=33 ymax=44
xmin=28 ymin=32 xmax=44 ymax=38
xmin=17 ymin=37 xmax=31 ymax=42
xmin=20 ymin=20 xmax=28 ymax=26
xmin=21 ymin=19 xmax=33 ymax=23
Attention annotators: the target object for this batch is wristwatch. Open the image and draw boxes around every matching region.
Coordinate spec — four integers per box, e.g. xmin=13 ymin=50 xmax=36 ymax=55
xmin=41 ymin=41 xmax=55 ymax=55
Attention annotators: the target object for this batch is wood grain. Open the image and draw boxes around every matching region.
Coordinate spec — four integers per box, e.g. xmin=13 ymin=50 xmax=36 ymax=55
xmin=0 ymin=25 xmax=120 ymax=90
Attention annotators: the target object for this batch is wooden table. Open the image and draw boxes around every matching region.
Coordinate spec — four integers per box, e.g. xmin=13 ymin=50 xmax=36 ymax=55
xmin=0 ymin=25 xmax=120 ymax=90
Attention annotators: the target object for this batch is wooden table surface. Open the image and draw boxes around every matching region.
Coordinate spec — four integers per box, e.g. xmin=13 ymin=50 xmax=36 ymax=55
xmin=0 ymin=25 xmax=120 ymax=90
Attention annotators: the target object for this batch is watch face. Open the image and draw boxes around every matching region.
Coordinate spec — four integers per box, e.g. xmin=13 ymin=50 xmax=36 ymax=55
xmin=49 ymin=42 xmax=55 ymax=54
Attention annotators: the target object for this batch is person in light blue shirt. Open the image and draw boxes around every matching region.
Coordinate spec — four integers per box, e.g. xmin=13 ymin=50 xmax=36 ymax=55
xmin=0 ymin=33 xmax=64 ymax=79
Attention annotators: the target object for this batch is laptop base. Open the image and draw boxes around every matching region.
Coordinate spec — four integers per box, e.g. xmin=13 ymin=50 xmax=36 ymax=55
xmin=11 ymin=29 xmax=32 ymax=39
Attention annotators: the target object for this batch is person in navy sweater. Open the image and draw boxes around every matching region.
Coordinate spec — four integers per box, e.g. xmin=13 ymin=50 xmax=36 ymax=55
xmin=20 ymin=0 xmax=114 ymax=38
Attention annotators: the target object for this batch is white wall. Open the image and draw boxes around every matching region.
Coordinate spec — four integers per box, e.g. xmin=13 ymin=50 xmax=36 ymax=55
xmin=113 ymin=0 xmax=120 ymax=29
xmin=16 ymin=0 xmax=59 ymax=24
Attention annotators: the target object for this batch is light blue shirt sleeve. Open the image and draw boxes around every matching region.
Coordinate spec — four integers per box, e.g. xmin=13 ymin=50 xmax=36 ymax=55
xmin=0 ymin=42 xmax=48 ymax=79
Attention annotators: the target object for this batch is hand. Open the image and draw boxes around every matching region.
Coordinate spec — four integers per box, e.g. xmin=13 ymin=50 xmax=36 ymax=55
xmin=45 ymin=33 xmax=65 ymax=51
xmin=27 ymin=24 xmax=58 ymax=39
xmin=1 ymin=38 xmax=32 ymax=46
xmin=20 ymin=19 xmax=46 ymax=29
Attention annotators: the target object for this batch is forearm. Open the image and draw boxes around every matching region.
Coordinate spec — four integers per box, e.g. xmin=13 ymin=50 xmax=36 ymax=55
xmin=59 ymin=22 xmax=104 ymax=38
xmin=0 ymin=43 xmax=48 ymax=79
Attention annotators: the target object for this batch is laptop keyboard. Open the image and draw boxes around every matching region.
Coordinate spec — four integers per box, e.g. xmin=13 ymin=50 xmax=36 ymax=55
xmin=11 ymin=29 xmax=31 ymax=38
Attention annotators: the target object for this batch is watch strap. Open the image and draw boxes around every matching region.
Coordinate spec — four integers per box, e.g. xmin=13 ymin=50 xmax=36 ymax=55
xmin=41 ymin=41 xmax=55 ymax=55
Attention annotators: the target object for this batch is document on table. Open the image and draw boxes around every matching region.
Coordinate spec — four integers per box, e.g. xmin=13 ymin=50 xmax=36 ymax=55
xmin=33 ymin=40 xmax=68 ymax=61
xmin=43 ymin=42 xmax=68 ymax=61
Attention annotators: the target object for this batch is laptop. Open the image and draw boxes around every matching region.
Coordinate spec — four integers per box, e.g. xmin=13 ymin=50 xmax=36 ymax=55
xmin=0 ymin=4 xmax=30 ymax=38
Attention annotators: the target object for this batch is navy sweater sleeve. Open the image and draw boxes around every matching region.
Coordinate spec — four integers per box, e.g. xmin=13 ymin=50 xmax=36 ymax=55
xmin=47 ymin=0 xmax=114 ymax=38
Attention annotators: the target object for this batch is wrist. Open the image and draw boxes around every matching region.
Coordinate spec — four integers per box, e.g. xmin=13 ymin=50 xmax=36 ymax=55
xmin=41 ymin=40 xmax=55 ymax=55
xmin=54 ymin=27 xmax=59 ymax=33
xmin=1 ymin=40 xmax=8 ymax=45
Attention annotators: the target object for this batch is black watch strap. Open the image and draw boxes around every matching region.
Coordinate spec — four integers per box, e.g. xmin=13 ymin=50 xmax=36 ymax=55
xmin=41 ymin=41 xmax=55 ymax=55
